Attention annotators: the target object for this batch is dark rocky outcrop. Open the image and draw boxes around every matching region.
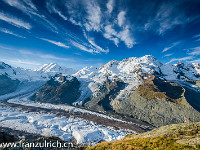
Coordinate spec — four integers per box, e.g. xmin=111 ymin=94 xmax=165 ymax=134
xmin=0 ymin=75 xmax=20 ymax=95
xmin=31 ymin=75 xmax=81 ymax=105
xmin=84 ymin=78 xmax=126 ymax=113
xmin=111 ymin=74 xmax=200 ymax=127
xmin=136 ymin=74 xmax=185 ymax=104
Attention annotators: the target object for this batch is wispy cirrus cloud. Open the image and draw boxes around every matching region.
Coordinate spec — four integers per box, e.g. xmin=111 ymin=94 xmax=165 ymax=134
xmin=70 ymin=40 xmax=94 ymax=53
xmin=3 ymin=0 xmax=58 ymax=33
xmin=2 ymin=0 xmax=37 ymax=14
xmin=188 ymin=46 xmax=200 ymax=55
xmin=193 ymin=33 xmax=200 ymax=42
xmin=65 ymin=0 xmax=135 ymax=49
xmin=145 ymin=2 xmax=196 ymax=35
xmin=46 ymin=0 xmax=68 ymax=21
xmin=87 ymin=37 xmax=109 ymax=53
xmin=163 ymin=53 xmax=173 ymax=57
xmin=0 ymin=28 xmax=26 ymax=38
xmin=167 ymin=56 xmax=193 ymax=64
xmin=70 ymin=38 xmax=109 ymax=54
xmin=40 ymin=38 xmax=70 ymax=49
xmin=0 ymin=12 xmax=31 ymax=29
xmin=188 ymin=59 xmax=200 ymax=64
xmin=162 ymin=41 xmax=181 ymax=53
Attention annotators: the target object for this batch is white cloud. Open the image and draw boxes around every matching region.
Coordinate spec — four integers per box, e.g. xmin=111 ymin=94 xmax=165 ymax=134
xmin=117 ymin=11 xmax=126 ymax=27
xmin=103 ymin=24 xmax=135 ymax=48
xmin=23 ymin=0 xmax=37 ymax=11
xmin=46 ymin=1 xmax=67 ymax=21
xmin=0 ymin=28 xmax=26 ymax=38
xmin=167 ymin=56 xmax=193 ymax=64
xmin=3 ymin=0 xmax=58 ymax=33
xmin=55 ymin=10 xmax=68 ymax=21
xmin=88 ymin=38 xmax=109 ymax=53
xmin=104 ymin=25 xmax=117 ymax=37
xmin=188 ymin=46 xmax=200 ymax=55
xmin=145 ymin=3 xmax=190 ymax=34
xmin=106 ymin=0 xmax=114 ymax=14
xmin=103 ymin=25 xmax=119 ymax=46
xmin=162 ymin=41 xmax=181 ymax=53
xmin=84 ymin=1 xmax=102 ymax=32
xmin=188 ymin=59 xmax=200 ymax=64
xmin=3 ymin=0 xmax=28 ymax=12
xmin=2 ymin=0 xmax=38 ymax=18
xmin=0 ymin=12 xmax=31 ymax=29
xmin=118 ymin=26 xmax=135 ymax=48
xmin=64 ymin=0 xmax=135 ymax=49
xmin=40 ymin=38 xmax=70 ymax=49
xmin=66 ymin=0 xmax=102 ymax=32
xmin=193 ymin=33 xmax=200 ymax=42
xmin=163 ymin=53 xmax=173 ymax=57
xmin=70 ymin=41 xmax=94 ymax=53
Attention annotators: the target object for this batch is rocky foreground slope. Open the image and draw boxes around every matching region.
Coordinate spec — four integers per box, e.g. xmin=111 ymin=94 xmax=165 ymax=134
xmin=87 ymin=122 xmax=200 ymax=149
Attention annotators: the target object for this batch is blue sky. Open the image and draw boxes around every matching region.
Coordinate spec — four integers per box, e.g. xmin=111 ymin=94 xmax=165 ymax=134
xmin=0 ymin=0 xmax=200 ymax=69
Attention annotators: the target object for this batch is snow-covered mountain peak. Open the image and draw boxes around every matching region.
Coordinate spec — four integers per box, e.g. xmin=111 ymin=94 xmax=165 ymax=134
xmin=0 ymin=61 xmax=48 ymax=81
xmin=139 ymin=55 xmax=162 ymax=65
xmin=160 ymin=62 xmax=200 ymax=81
xmin=74 ymin=66 xmax=99 ymax=79
xmin=36 ymin=63 xmax=61 ymax=72
xmin=99 ymin=55 xmax=162 ymax=76
xmin=0 ymin=61 xmax=12 ymax=69
xmin=36 ymin=63 xmax=77 ymax=75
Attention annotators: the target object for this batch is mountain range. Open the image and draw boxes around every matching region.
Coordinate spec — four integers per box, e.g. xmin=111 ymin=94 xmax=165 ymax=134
xmin=1 ymin=55 xmax=200 ymax=128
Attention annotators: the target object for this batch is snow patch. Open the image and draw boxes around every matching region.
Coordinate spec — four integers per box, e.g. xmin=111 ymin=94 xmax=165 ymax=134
xmin=0 ymin=106 xmax=127 ymax=145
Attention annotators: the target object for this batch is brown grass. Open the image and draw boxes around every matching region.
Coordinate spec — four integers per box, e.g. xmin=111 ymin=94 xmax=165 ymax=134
xmin=136 ymin=75 xmax=185 ymax=104
xmin=87 ymin=122 xmax=200 ymax=150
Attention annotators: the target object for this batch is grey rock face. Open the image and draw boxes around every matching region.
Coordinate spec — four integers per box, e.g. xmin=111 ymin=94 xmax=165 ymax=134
xmin=84 ymin=78 xmax=126 ymax=112
xmin=111 ymin=75 xmax=200 ymax=127
xmin=31 ymin=75 xmax=81 ymax=105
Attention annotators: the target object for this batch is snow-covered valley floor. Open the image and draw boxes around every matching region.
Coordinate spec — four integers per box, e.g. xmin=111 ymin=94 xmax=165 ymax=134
xmin=0 ymin=104 xmax=128 ymax=145
xmin=0 ymin=93 xmax=152 ymax=146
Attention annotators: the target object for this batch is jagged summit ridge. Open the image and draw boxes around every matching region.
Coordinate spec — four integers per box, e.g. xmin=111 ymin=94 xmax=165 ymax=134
xmin=99 ymin=55 xmax=162 ymax=77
